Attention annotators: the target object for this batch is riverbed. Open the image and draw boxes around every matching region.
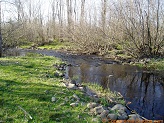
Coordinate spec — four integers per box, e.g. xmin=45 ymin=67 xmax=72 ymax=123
xmin=3 ymin=49 xmax=164 ymax=120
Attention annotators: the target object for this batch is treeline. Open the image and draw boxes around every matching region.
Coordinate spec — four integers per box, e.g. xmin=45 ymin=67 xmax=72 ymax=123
xmin=1 ymin=0 xmax=164 ymax=58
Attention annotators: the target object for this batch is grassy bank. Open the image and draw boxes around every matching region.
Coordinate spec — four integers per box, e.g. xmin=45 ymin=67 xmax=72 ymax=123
xmin=1 ymin=53 xmax=126 ymax=122
xmin=133 ymin=58 xmax=164 ymax=71
xmin=0 ymin=54 xmax=99 ymax=123
xmin=20 ymin=41 xmax=164 ymax=71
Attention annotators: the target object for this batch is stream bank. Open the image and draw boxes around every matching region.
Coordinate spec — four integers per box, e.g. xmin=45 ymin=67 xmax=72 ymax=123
xmin=3 ymin=48 xmax=164 ymax=120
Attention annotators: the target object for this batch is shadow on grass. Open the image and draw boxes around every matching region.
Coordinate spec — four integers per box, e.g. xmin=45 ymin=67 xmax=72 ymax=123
xmin=0 ymin=78 xmax=90 ymax=122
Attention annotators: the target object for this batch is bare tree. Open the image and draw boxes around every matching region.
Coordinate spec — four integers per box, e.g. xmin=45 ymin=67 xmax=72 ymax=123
xmin=80 ymin=0 xmax=85 ymax=26
xmin=113 ymin=0 xmax=164 ymax=58
xmin=0 ymin=1 xmax=2 ymax=57
xmin=66 ymin=0 xmax=73 ymax=39
xmin=101 ymin=0 xmax=107 ymax=33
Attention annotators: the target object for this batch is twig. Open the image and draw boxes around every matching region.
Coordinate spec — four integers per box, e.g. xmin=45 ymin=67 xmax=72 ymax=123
xmin=18 ymin=106 xmax=33 ymax=120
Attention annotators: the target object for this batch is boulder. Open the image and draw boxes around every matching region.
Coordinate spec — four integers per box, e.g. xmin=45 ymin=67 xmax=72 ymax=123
xmin=128 ymin=114 xmax=142 ymax=120
xmin=94 ymin=106 xmax=105 ymax=115
xmin=54 ymin=72 xmax=60 ymax=77
xmin=111 ymin=104 xmax=127 ymax=111
xmin=118 ymin=113 xmax=128 ymax=120
xmin=51 ymin=97 xmax=56 ymax=102
xmin=67 ymin=83 xmax=77 ymax=90
xmin=117 ymin=110 xmax=128 ymax=120
xmin=70 ymin=102 xmax=79 ymax=107
xmin=107 ymin=113 xmax=118 ymax=120
xmin=78 ymin=87 xmax=84 ymax=92
xmin=87 ymin=102 xmax=99 ymax=109
xmin=92 ymin=118 xmax=99 ymax=122
xmin=99 ymin=110 xmax=109 ymax=119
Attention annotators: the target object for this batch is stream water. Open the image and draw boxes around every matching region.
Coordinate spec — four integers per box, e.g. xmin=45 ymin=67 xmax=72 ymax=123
xmin=3 ymin=49 xmax=164 ymax=120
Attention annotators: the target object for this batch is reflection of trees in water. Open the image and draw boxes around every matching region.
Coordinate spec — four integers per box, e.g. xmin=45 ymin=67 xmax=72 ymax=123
xmin=66 ymin=64 xmax=164 ymax=119
xmin=126 ymin=72 xmax=163 ymax=119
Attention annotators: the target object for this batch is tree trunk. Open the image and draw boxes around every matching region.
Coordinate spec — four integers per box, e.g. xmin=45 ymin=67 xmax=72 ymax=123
xmin=101 ymin=0 xmax=107 ymax=33
xmin=80 ymin=0 xmax=85 ymax=26
xmin=0 ymin=1 xmax=2 ymax=57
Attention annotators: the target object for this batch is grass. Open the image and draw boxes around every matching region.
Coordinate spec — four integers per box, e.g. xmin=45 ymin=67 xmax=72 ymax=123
xmin=134 ymin=58 xmax=164 ymax=71
xmin=20 ymin=40 xmax=73 ymax=51
xmin=86 ymin=83 xmax=125 ymax=106
xmin=0 ymin=53 xmax=101 ymax=123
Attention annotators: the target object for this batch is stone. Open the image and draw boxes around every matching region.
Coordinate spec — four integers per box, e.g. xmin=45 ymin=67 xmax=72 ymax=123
xmin=128 ymin=114 xmax=142 ymax=120
xmin=70 ymin=102 xmax=79 ymax=107
xmin=54 ymin=72 xmax=59 ymax=77
xmin=94 ymin=106 xmax=105 ymax=115
xmin=61 ymin=83 xmax=67 ymax=87
xmin=108 ymin=107 xmax=112 ymax=111
xmin=51 ymin=97 xmax=56 ymax=102
xmin=111 ymin=104 xmax=127 ymax=111
xmin=99 ymin=110 xmax=109 ymax=119
xmin=92 ymin=118 xmax=99 ymax=122
xmin=107 ymin=113 xmax=118 ymax=120
xmin=117 ymin=108 xmax=128 ymax=120
xmin=118 ymin=113 xmax=128 ymax=120
xmin=87 ymin=102 xmax=98 ymax=109
xmin=78 ymin=87 xmax=84 ymax=91
xmin=73 ymin=94 xmax=80 ymax=100
xmin=59 ymin=73 xmax=64 ymax=77
xmin=67 ymin=83 xmax=77 ymax=90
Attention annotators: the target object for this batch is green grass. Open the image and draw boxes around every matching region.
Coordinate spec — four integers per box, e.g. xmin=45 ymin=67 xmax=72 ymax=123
xmin=0 ymin=53 xmax=100 ymax=123
xmin=37 ymin=40 xmax=67 ymax=50
xmin=134 ymin=58 xmax=164 ymax=71
xmin=86 ymin=83 xmax=125 ymax=106
xmin=19 ymin=40 xmax=73 ymax=50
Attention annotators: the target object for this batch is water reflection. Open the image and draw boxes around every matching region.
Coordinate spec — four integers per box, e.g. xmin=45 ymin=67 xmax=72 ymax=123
xmin=66 ymin=64 xmax=164 ymax=120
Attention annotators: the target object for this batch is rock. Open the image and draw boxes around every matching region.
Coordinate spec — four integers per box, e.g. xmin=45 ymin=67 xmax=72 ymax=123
xmin=108 ymin=107 xmax=112 ymax=111
xmin=70 ymin=102 xmax=79 ymax=107
xmin=87 ymin=102 xmax=98 ymax=109
xmin=111 ymin=104 xmax=127 ymax=111
xmin=118 ymin=113 xmax=128 ymax=120
xmin=54 ymin=72 xmax=59 ymax=77
xmin=94 ymin=106 xmax=105 ymax=115
xmin=67 ymin=83 xmax=77 ymax=90
xmin=107 ymin=113 xmax=118 ymax=120
xmin=99 ymin=110 xmax=109 ymax=119
xmin=114 ymin=108 xmax=128 ymax=120
xmin=92 ymin=118 xmax=99 ymax=122
xmin=78 ymin=87 xmax=84 ymax=91
xmin=73 ymin=94 xmax=80 ymax=100
xmin=61 ymin=83 xmax=67 ymax=87
xmin=51 ymin=97 xmax=56 ymax=102
xmin=59 ymin=73 xmax=64 ymax=77
xmin=128 ymin=114 xmax=142 ymax=120
xmin=114 ymin=107 xmax=128 ymax=120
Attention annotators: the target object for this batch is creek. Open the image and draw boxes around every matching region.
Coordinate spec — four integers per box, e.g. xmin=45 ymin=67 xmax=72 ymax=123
xmin=3 ymin=49 xmax=164 ymax=120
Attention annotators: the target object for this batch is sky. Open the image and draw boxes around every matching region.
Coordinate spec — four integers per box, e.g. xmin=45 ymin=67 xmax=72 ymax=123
xmin=1 ymin=0 xmax=101 ymax=23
